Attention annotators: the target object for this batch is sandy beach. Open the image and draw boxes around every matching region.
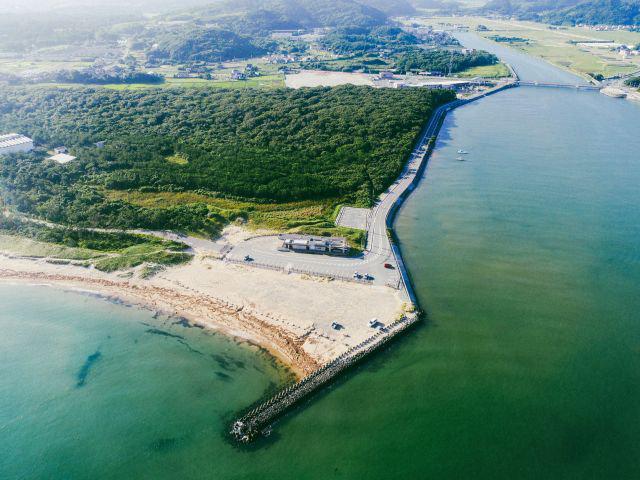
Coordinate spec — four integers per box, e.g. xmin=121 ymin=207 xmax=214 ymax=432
xmin=0 ymin=242 xmax=405 ymax=377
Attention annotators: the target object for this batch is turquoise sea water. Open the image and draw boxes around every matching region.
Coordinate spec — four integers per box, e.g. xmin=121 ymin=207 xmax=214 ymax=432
xmin=0 ymin=286 xmax=288 ymax=479
xmin=2 ymin=37 xmax=640 ymax=479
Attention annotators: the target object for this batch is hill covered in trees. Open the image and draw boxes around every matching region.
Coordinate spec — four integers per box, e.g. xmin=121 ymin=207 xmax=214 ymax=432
xmin=544 ymin=0 xmax=640 ymax=25
xmin=395 ymin=49 xmax=499 ymax=74
xmin=0 ymin=86 xmax=454 ymax=234
xmin=482 ymin=0 xmax=640 ymax=25
xmin=148 ymin=28 xmax=267 ymax=63
xmin=318 ymin=26 xmax=421 ymax=55
xmin=188 ymin=0 xmax=390 ymax=33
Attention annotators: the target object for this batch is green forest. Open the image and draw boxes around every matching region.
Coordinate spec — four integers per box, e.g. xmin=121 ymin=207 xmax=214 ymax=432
xmin=0 ymin=85 xmax=454 ymax=236
xmin=625 ymin=76 xmax=640 ymax=87
xmin=482 ymin=0 xmax=640 ymax=26
xmin=395 ymin=49 xmax=499 ymax=74
xmin=318 ymin=26 xmax=421 ymax=55
xmin=148 ymin=28 xmax=269 ymax=63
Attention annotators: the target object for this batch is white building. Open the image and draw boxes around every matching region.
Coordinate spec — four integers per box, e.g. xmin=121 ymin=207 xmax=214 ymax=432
xmin=0 ymin=133 xmax=34 ymax=155
xmin=279 ymin=234 xmax=349 ymax=255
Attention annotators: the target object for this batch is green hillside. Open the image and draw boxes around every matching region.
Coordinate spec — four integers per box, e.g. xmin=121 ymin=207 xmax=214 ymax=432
xmin=482 ymin=0 xmax=640 ymax=25
xmin=0 ymin=86 xmax=454 ymax=235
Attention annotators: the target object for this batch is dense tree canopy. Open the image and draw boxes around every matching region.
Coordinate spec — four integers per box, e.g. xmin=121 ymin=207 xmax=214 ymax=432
xmin=482 ymin=0 xmax=640 ymax=26
xmin=148 ymin=28 xmax=267 ymax=63
xmin=625 ymin=76 xmax=640 ymax=87
xmin=545 ymin=0 xmax=640 ymax=26
xmin=395 ymin=49 xmax=499 ymax=74
xmin=192 ymin=0 xmax=388 ymax=33
xmin=318 ymin=26 xmax=421 ymax=55
xmin=0 ymin=85 xmax=454 ymax=232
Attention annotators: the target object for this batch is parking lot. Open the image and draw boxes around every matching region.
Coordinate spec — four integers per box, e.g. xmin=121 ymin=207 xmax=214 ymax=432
xmin=225 ymin=236 xmax=401 ymax=288
xmin=335 ymin=206 xmax=371 ymax=231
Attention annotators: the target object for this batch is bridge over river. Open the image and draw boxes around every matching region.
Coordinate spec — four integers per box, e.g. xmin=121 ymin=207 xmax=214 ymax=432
xmin=517 ymin=81 xmax=601 ymax=91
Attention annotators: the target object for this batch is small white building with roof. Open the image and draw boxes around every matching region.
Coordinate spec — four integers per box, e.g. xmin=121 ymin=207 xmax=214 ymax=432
xmin=279 ymin=234 xmax=349 ymax=255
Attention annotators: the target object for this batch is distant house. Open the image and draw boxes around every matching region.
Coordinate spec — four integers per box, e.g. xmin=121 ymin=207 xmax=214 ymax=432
xmin=231 ymin=69 xmax=247 ymax=80
xmin=94 ymin=141 xmax=106 ymax=149
xmin=619 ymin=47 xmax=631 ymax=58
xmin=245 ymin=64 xmax=259 ymax=77
xmin=0 ymin=133 xmax=33 ymax=155
xmin=48 ymin=153 xmax=76 ymax=164
xmin=54 ymin=146 xmax=68 ymax=154
xmin=378 ymin=71 xmax=395 ymax=80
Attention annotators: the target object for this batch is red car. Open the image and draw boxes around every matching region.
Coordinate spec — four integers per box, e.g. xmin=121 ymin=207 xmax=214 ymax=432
xmin=384 ymin=263 xmax=394 ymax=269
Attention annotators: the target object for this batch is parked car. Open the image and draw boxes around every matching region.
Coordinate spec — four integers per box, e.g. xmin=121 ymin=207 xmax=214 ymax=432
xmin=384 ymin=263 xmax=394 ymax=269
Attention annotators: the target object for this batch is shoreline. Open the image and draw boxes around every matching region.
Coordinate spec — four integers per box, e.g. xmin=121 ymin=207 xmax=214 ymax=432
xmin=0 ymin=268 xmax=318 ymax=378
xmin=0 ymin=250 xmax=405 ymax=377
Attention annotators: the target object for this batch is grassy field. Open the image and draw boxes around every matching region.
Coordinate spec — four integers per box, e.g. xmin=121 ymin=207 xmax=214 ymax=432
xmin=457 ymin=62 xmax=511 ymax=78
xmin=105 ymin=190 xmax=366 ymax=248
xmin=0 ymin=234 xmax=100 ymax=260
xmin=420 ymin=16 xmax=640 ymax=78
xmin=92 ymin=243 xmax=192 ymax=273
xmin=1 ymin=55 xmax=286 ymax=90
xmin=22 ymin=74 xmax=285 ymax=91
xmin=0 ymin=231 xmax=192 ymax=273
xmin=165 ymin=153 xmax=189 ymax=165
xmin=301 ymin=54 xmax=395 ymax=72
xmin=0 ymin=59 xmax=93 ymax=74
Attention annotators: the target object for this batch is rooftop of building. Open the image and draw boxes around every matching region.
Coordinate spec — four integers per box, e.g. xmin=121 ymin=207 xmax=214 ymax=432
xmin=0 ymin=133 xmax=33 ymax=149
xmin=279 ymin=234 xmax=348 ymax=246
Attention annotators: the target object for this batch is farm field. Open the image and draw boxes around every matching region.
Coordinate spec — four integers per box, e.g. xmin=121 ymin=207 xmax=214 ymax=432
xmin=457 ymin=62 xmax=511 ymax=78
xmin=418 ymin=16 xmax=640 ymax=78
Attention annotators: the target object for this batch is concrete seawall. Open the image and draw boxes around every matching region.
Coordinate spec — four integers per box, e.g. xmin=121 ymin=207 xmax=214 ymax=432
xmin=385 ymin=81 xmax=517 ymax=307
xmin=230 ymin=315 xmax=420 ymax=443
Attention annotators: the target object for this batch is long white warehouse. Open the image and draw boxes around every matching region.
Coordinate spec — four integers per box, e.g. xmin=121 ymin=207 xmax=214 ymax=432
xmin=0 ymin=133 xmax=34 ymax=155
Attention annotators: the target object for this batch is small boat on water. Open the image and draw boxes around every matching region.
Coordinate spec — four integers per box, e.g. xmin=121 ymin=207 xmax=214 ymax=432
xmin=456 ymin=156 xmax=465 ymax=161
xmin=458 ymin=149 xmax=469 ymax=154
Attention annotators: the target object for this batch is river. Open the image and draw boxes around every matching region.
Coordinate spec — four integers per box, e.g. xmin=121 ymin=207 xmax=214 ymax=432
xmin=1 ymin=35 xmax=639 ymax=479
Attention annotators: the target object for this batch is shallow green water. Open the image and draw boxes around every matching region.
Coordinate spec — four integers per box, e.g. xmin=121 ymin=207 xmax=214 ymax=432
xmin=0 ymin=286 xmax=288 ymax=479
xmin=2 ymin=39 xmax=640 ymax=479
